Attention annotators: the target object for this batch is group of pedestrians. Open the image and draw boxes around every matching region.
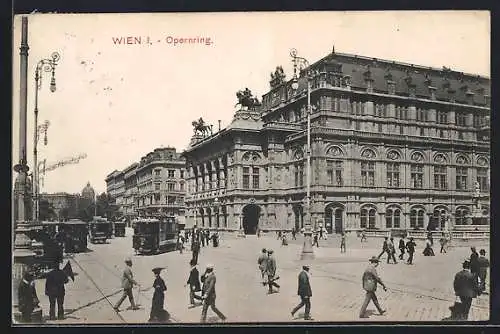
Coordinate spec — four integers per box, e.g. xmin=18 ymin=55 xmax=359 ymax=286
xmin=257 ymin=248 xmax=281 ymax=294
xmin=17 ymin=260 xmax=73 ymax=323
xmin=377 ymin=236 xmax=417 ymax=265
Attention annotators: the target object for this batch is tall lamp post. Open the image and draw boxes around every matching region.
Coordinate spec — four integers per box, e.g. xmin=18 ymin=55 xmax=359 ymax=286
xmin=290 ymin=48 xmax=316 ymax=260
xmin=33 ymin=52 xmax=59 ymax=224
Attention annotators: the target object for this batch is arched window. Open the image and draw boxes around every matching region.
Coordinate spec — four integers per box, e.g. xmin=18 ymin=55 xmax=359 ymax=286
xmin=361 ymin=207 xmax=376 ymax=229
xmin=431 ymin=208 xmax=448 ymax=230
xmin=385 ymin=208 xmax=401 ymax=229
xmin=410 ymin=208 xmax=425 ymax=229
xmin=455 ymin=207 xmax=470 ymax=225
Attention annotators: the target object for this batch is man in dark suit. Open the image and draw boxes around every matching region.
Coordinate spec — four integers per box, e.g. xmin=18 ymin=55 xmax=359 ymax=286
xmin=186 ymin=259 xmax=203 ymax=306
xmin=453 ymin=260 xmax=478 ymax=320
xmin=398 ymin=238 xmax=406 ymax=260
xmin=291 ymin=265 xmax=312 ymax=320
xmin=45 ymin=261 xmax=69 ymax=320
xmin=377 ymin=237 xmax=389 ymax=261
xmin=359 ymin=256 xmax=387 ymax=318
xmin=469 ymin=247 xmax=480 ymax=284
xmin=477 ymin=249 xmax=490 ymax=294
xmin=406 ymin=237 xmax=416 ymax=265
xmin=18 ymin=271 xmax=39 ymax=323
xmin=200 ymin=264 xmax=226 ymax=323
xmin=191 ymin=237 xmax=200 ymax=265
xmin=266 ymin=249 xmax=280 ymax=294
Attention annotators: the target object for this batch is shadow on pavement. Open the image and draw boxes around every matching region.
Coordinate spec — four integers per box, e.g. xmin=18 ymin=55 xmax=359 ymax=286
xmin=63 ymin=289 xmax=122 ymax=316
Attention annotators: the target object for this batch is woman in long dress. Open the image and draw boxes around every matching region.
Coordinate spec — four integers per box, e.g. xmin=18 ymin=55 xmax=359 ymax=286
xmin=149 ymin=267 xmax=168 ymax=322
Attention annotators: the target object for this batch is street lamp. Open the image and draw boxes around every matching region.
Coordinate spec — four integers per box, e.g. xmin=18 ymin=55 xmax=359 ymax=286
xmin=290 ymin=48 xmax=316 ymax=260
xmin=33 ymin=52 xmax=59 ymax=223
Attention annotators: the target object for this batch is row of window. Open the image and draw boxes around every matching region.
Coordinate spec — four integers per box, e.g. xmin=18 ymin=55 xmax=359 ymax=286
xmin=360 ymin=207 xmax=474 ymax=229
xmin=137 ymin=195 xmax=184 ymax=206
xmin=319 ymin=161 xmax=488 ymax=190
xmin=154 ymin=169 xmax=185 ymax=179
xmin=153 ymin=182 xmax=185 ymax=192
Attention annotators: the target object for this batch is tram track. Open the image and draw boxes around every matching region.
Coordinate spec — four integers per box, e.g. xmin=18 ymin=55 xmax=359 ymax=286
xmin=70 ymin=248 xmax=180 ymax=323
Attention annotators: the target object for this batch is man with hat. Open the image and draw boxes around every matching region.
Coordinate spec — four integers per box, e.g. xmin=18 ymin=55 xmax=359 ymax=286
xmin=186 ymin=259 xmax=203 ymax=306
xmin=406 ymin=237 xmax=417 ymax=265
xmin=377 ymin=237 xmax=390 ymax=261
xmin=469 ymin=247 xmax=480 ymax=285
xmin=291 ymin=265 xmax=312 ymax=320
xmin=200 ymin=264 xmax=227 ymax=323
xmin=359 ymin=256 xmax=387 ymax=318
xmin=453 ymin=259 xmax=478 ymax=320
xmin=265 ymin=249 xmax=280 ymax=294
xmin=477 ymin=249 xmax=490 ymax=295
xmin=257 ymin=248 xmax=268 ymax=283
xmin=114 ymin=257 xmax=139 ymax=312
xmin=149 ymin=267 xmax=168 ymax=322
xmin=45 ymin=260 xmax=69 ymax=320
xmin=18 ymin=271 xmax=39 ymax=323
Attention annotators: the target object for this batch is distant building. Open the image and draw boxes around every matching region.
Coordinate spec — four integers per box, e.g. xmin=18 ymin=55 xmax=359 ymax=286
xmin=104 ymin=147 xmax=187 ymax=224
xmin=105 ymin=170 xmax=125 ymax=217
xmin=40 ymin=192 xmax=80 ymax=221
xmin=182 ymin=48 xmax=490 ymax=234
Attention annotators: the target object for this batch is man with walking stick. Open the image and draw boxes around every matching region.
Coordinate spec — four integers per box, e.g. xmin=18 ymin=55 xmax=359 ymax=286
xmin=114 ymin=257 xmax=139 ymax=312
xmin=359 ymin=256 xmax=387 ymax=318
xmin=291 ymin=265 xmax=312 ymax=320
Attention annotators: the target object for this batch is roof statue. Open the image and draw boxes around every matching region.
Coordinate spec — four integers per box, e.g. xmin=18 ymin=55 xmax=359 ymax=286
xmin=235 ymin=88 xmax=261 ymax=110
xmin=269 ymin=66 xmax=286 ymax=89
xmin=191 ymin=117 xmax=212 ymax=137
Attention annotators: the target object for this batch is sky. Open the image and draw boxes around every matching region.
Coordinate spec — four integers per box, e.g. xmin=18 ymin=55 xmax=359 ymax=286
xmin=12 ymin=11 xmax=490 ymax=195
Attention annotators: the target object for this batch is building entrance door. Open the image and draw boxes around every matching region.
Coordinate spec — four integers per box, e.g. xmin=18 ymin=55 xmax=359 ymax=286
xmin=325 ymin=204 xmax=344 ymax=234
xmin=242 ymin=204 xmax=260 ymax=235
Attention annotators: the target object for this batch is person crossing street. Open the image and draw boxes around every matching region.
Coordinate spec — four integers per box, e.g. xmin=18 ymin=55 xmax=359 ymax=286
xmin=359 ymin=256 xmax=387 ymax=318
xmin=200 ymin=264 xmax=226 ymax=323
xmin=291 ymin=265 xmax=312 ymax=320
xmin=114 ymin=257 xmax=139 ymax=312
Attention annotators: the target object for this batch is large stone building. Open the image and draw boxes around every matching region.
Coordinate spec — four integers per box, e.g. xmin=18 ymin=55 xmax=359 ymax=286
xmin=182 ymin=48 xmax=490 ymax=234
xmin=105 ymin=148 xmax=187 ymax=224
xmin=105 ymin=170 xmax=125 ymax=216
xmin=39 ymin=192 xmax=80 ymax=221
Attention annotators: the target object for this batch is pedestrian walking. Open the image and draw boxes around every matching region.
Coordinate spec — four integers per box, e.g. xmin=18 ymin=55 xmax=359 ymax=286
xmin=200 ymin=230 xmax=205 ymax=247
xmin=340 ymin=232 xmax=346 ymax=253
xmin=281 ymin=232 xmax=288 ymax=246
xmin=185 ymin=259 xmax=203 ymax=306
xmin=406 ymin=238 xmax=416 ymax=265
xmin=439 ymin=235 xmax=448 ymax=253
xmin=200 ymin=264 xmax=227 ymax=323
xmin=191 ymin=237 xmax=200 ymax=265
xmin=265 ymin=249 xmax=280 ymax=294
xmin=423 ymin=238 xmax=435 ymax=256
xmin=204 ymin=230 xmax=210 ymax=247
xmin=453 ymin=260 xmax=478 ymax=320
xmin=387 ymin=237 xmax=397 ymax=264
xmin=148 ymin=267 xmax=168 ymax=323
xmin=291 ymin=265 xmax=312 ymax=320
xmin=45 ymin=261 xmax=69 ymax=320
xmin=319 ymin=228 xmax=323 ymax=240
xmin=477 ymin=249 xmax=490 ymax=295
xmin=377 ymin=237 xmax=390 ymax=261
xmin=398 ymin=237 xmax=406 ymax=260
xmin=18 ymin=271 xmax=39 ymax=323
xmin=114 ymin=257 xmax=139 ymax=312
xmin=312 ymin=233 xmax=319 ymax=247
xmin=359 ymin=256 xmax=387 ymax=318
xmin=257 ymin=248 xmax=268 ymax=282
xmin=360 ymin=230 xmax=367 ymax=243
xmin=291 ymin=228 xmax=296 ymax=240
xmin=178 ymin=233 xmax=185 ymax=254
xmin=469 ymin=247 xmax=480 ymax=285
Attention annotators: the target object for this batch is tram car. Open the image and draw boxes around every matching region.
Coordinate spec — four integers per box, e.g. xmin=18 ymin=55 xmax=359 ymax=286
xmin=31 ymin=222 xmax=64 ymax=277
xmin=113 ymin=220 xmax=127 ymax=237
xmin=60 ymin=219 xmax=88 ymax=252
xmin=132 ymin=216 xmax=178 ymax=254
xmin=88 ymin=216 xmax=111 ymax=244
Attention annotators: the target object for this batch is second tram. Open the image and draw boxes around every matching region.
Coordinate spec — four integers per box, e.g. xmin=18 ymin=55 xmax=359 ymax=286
xmin=132 ymin=216 xmax=178 ymax=255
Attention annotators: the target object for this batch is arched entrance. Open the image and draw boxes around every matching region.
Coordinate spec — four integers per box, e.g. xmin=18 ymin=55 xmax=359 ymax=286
xmin=242 ymin=204 xmax=260 ymax=235
xmin=325 ymin=203 xmax=344 ymax=234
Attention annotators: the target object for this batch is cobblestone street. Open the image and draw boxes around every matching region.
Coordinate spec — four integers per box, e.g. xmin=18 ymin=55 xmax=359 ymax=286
xmin=32 ymin=230 xmax=489 ymax=324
